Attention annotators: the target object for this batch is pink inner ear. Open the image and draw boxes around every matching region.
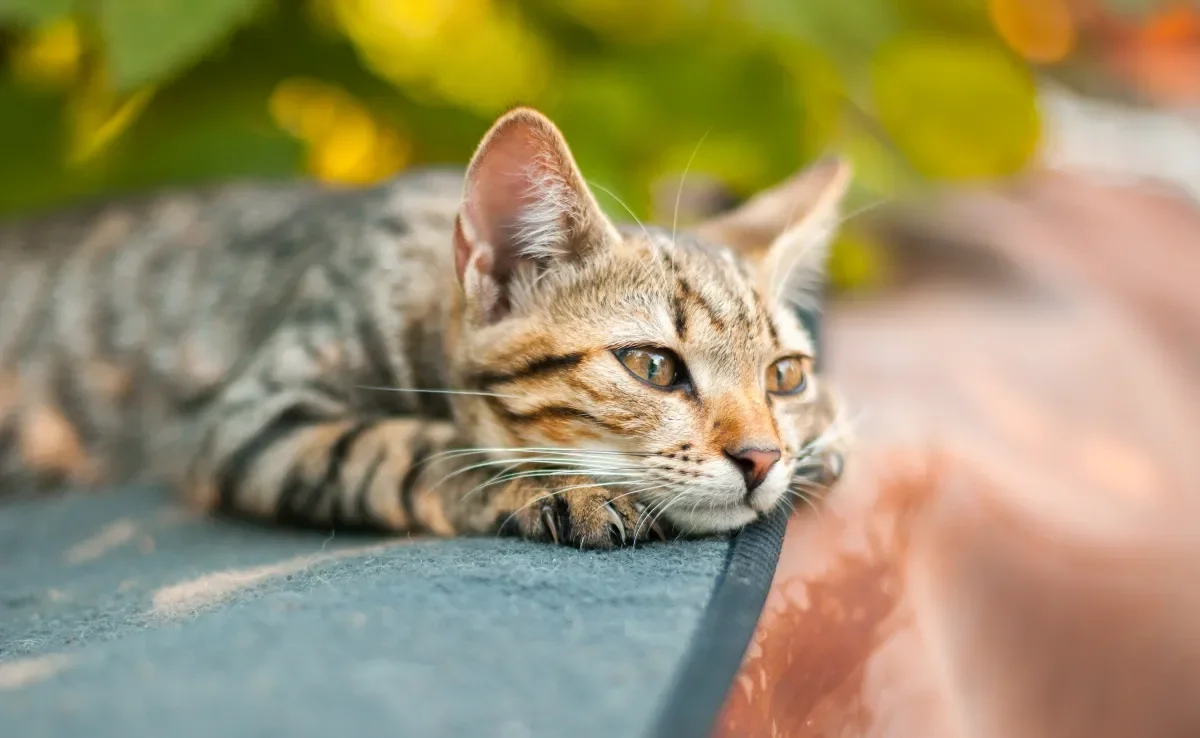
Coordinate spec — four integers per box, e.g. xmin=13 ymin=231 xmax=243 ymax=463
xmin=459 ymin=118 xmax=569 ymax=286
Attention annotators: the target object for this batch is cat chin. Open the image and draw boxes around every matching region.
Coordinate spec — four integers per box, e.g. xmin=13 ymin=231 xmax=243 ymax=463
xmin=665 ymin=504 xmax=761 ymax=536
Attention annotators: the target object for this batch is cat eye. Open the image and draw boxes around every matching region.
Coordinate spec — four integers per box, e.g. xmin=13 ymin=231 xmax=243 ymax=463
xmin=766 ymin=356 xmax=808 ymax=395
xmin=614 ymin=347 xmax=686 ymax=389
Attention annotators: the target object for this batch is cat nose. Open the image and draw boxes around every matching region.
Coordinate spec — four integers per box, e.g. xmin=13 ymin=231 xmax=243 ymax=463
xmin=724 ymin=447 xmax=781 ymax=492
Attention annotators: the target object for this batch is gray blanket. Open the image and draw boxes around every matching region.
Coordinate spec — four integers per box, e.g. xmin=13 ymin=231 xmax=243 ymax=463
xmin=0 ymin=485 xmax=733 ymax=737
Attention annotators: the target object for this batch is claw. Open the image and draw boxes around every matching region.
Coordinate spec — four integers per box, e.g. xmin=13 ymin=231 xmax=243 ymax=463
xmin=604 ymin=502 xmax=626 ymax=544
xmin=650 ymin=519 xmax=668 ymax=542
xmin=540 ymin=505 xmax=560 ymax=545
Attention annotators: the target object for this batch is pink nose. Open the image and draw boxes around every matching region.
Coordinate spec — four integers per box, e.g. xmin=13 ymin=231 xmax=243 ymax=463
xmin=724 ymin=447 xmax=781 ymax=492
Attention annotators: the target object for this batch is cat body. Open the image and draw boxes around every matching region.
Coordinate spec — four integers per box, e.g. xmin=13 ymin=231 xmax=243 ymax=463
xmin=0 ymin=109 xmax=848 ymax=547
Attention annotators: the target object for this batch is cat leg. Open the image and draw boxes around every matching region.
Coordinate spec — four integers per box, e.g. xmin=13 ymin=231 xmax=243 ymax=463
xmin=184 ymin=391 xmax=665 ymax=546
xmin=183 ymin=395 xmax=463 ymax=532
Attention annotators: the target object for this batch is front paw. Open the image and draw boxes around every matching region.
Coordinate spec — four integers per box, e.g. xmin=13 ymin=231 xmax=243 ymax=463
xmin=499 ymin=477 xmax=668 ymax=549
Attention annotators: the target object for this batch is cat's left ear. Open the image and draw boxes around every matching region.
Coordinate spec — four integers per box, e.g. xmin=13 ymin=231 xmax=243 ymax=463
xmin=454 ymin=107 xmax=619 ymax=323
xmin=695 ymin=156 xmax=852 ymax=310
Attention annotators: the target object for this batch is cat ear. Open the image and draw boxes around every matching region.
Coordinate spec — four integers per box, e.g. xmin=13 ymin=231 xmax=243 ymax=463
xmin=453 ymin=107 xmax=619 ymax=323
xmin=696 ymin=156 xmax=852 ymax=310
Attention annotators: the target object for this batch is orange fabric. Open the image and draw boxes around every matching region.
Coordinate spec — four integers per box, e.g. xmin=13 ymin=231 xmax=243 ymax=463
xmin=717 ymin=173 xmax=1200 ymax=738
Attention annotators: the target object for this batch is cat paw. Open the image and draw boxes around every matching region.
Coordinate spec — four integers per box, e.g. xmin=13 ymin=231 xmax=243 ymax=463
xmin=817 ymin=449 xmax=845 ymax=486
xmin=500 ymin=480 xmax=669 ymax=549
xmin=796 ymin=448 xmax=846 ymax=489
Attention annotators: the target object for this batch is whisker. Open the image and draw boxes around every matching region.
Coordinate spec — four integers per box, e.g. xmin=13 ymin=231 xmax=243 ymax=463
xmin=432 ymin=453 xmax=642 ymax=480
xmin=461 ymin=469 xmax=645 ymax=502
xmin=420 ymin=446 xmax=653 ymax=465
xmin=787 ymin=488 xmax=825 ymax=519
xmin=588 ymin=179 xmax=671 ymax=287
xmin=428 ymin=456 xmax=638 ymax=495
xmin=603 ymin=482 xmax=673 ymax=507
xmin=645 ymin=491 xmax=690 ymax=543
xmin=837 ymin=195 xmax=892 ymax=227
xmin=631 ymin=496 xmax=670 ymax=549
xmin=494 ymin=489 xmax=568 ymax=539
xmin=671 ymin=129 xmax=711 ymax=252
xmin=356 ymin=386 xmax=522 ymax=399
xmin=632 ymin=490 xmax=683 ymax=545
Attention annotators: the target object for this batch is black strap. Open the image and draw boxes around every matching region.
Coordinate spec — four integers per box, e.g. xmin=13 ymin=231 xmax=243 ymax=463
xmin=648 ymin=294 xmax=825 ymax=737
xmin=646 ymin=505 xmax=788 ymax=738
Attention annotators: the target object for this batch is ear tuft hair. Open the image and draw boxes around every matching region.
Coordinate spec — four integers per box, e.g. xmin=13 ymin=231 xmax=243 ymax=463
xmin=453 ymin=108 xmax=617 ymax=323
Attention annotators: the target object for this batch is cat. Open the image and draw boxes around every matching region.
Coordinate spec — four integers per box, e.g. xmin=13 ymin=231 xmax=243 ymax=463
xmin=0 ymin=107 xmax=849 ymax=548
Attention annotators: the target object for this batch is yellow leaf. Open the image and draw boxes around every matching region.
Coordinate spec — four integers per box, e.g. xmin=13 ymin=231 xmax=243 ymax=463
xmin=12 ymin=16 xmax=82 ymax=89
xmin=68 ymin=70 xmax=158 ymax=165
xmin=988 ymin=0 xmax=1075 ymax=64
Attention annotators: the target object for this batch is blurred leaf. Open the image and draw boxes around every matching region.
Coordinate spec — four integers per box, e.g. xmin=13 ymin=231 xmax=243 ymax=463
xmin=873 ymin=36 xmax=1040 ymax=179
xmin=892 ymin=0 xmax=992 ymax=34
xmin=836 ymin=124 xmax=916 ymax=198
xmin=989 ymin=0 xmax=1075 ymax=63
xmin=9 ymin=16 xmax=83 ymax=89
xmin=104 ymin=116 xmax=301 ymax=189
xmin=0 ymin=0 xmax=73 ymax=25
xmin=782 ymin=44 xmax=846 ymax=160
xmin=743 ymin=0 xmax=899 ymax=63
xmin=554 ymin=0 xmax=701 ymax=43
xmin=0 ymin=84 xmax=70 ymax=215
xmin=97 ymin=0 xmax=264 ymax=90
xmin=828 ymin=228 xmax=890 ymax=291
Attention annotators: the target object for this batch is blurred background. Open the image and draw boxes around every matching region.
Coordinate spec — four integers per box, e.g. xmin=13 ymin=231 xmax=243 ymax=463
xmin=2 ymin=0 xmax=1197 ymax=294
xmin=4 ymin=4 xmax=1200 ymax=734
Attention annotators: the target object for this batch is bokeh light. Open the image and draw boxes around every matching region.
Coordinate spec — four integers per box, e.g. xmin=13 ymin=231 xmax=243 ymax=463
xmin=0 ymin=0 xmax=1193 ymax=290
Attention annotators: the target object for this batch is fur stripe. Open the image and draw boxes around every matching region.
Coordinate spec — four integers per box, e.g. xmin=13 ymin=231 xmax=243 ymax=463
xmin=485 ymin=396 xmax=626 ymax=434
xmin=473 ymin=351 xmax=585 ymax=388
xmin=216 ymin=404 xmax=332 ymax=513
xmin=320 ymin=419 xmax=379 ymax=526
xmin=399 ymin=438 xmax=433 ymax=530
xmin=676 ymin=276 xmax=727 ymax=332
xmin=673 ymin=294 xmax=687 ymax=338
xmin=353 ymin=448 xmax=387 ymax=526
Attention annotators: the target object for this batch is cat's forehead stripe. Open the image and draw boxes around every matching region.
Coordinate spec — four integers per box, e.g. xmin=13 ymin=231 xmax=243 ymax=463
xmin=640 ymin=230 xmax=781 ymax=350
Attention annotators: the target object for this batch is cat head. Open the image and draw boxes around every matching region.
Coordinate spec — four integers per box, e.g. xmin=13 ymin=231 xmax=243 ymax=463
xmin=449 ymin=107 xmax=849 ymax=534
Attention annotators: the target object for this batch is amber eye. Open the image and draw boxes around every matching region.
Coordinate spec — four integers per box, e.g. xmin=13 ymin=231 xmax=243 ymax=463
xmin=615 ymin=347 xmax=683 ymax=389
xmin=766 ymin=357 xmax=808 ymax=395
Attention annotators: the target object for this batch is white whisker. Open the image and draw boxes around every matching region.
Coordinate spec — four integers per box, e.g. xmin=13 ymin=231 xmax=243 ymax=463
xmin=644 ymin=491 xmax=690 ymax=542
xmin=671 ymin=129 xmax=711 ymax=252
xmin=460 ymin=468 xmax=645 ymax=502
xmin=356 ymin=386 xmax=522 ymax=399
xmin=421 ymin=446 xmax=651 ymax=465
xmin=837 ymin=195 xmax=892 ymax=226
xmin=588 ymin=179 xmax=671 ymax=287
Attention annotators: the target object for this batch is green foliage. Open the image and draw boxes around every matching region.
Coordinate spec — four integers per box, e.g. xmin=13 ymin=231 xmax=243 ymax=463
xmin=0 ymin=0 xmax=1177 ymax=292
xmin=873 ymin=35 xmax=1040 ymax=180
xmin=98 ymin=0 xmax=265 ymax=91
xmin=0 ymin=0 xmax=72 ymax=25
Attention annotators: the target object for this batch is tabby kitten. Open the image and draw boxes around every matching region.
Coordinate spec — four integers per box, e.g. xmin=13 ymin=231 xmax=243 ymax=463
xmin=0 ymin=108 xmax=848 ymax=548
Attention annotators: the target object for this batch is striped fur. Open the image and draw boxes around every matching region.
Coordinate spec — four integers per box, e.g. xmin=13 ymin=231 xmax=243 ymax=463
xmin=0 ymin=108 xmax=850 ymax=548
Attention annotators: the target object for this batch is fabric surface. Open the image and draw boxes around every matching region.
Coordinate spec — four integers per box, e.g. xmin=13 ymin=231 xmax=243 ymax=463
xmin=0 ymin=485 xmax=731 ymax=737
xmin=713 ymin=171 xmax=1200 ymax=737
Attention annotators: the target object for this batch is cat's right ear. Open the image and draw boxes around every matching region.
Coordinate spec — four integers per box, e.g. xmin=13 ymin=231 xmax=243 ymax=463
xmin=454 ymin=107 xmax=619 ymax=324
